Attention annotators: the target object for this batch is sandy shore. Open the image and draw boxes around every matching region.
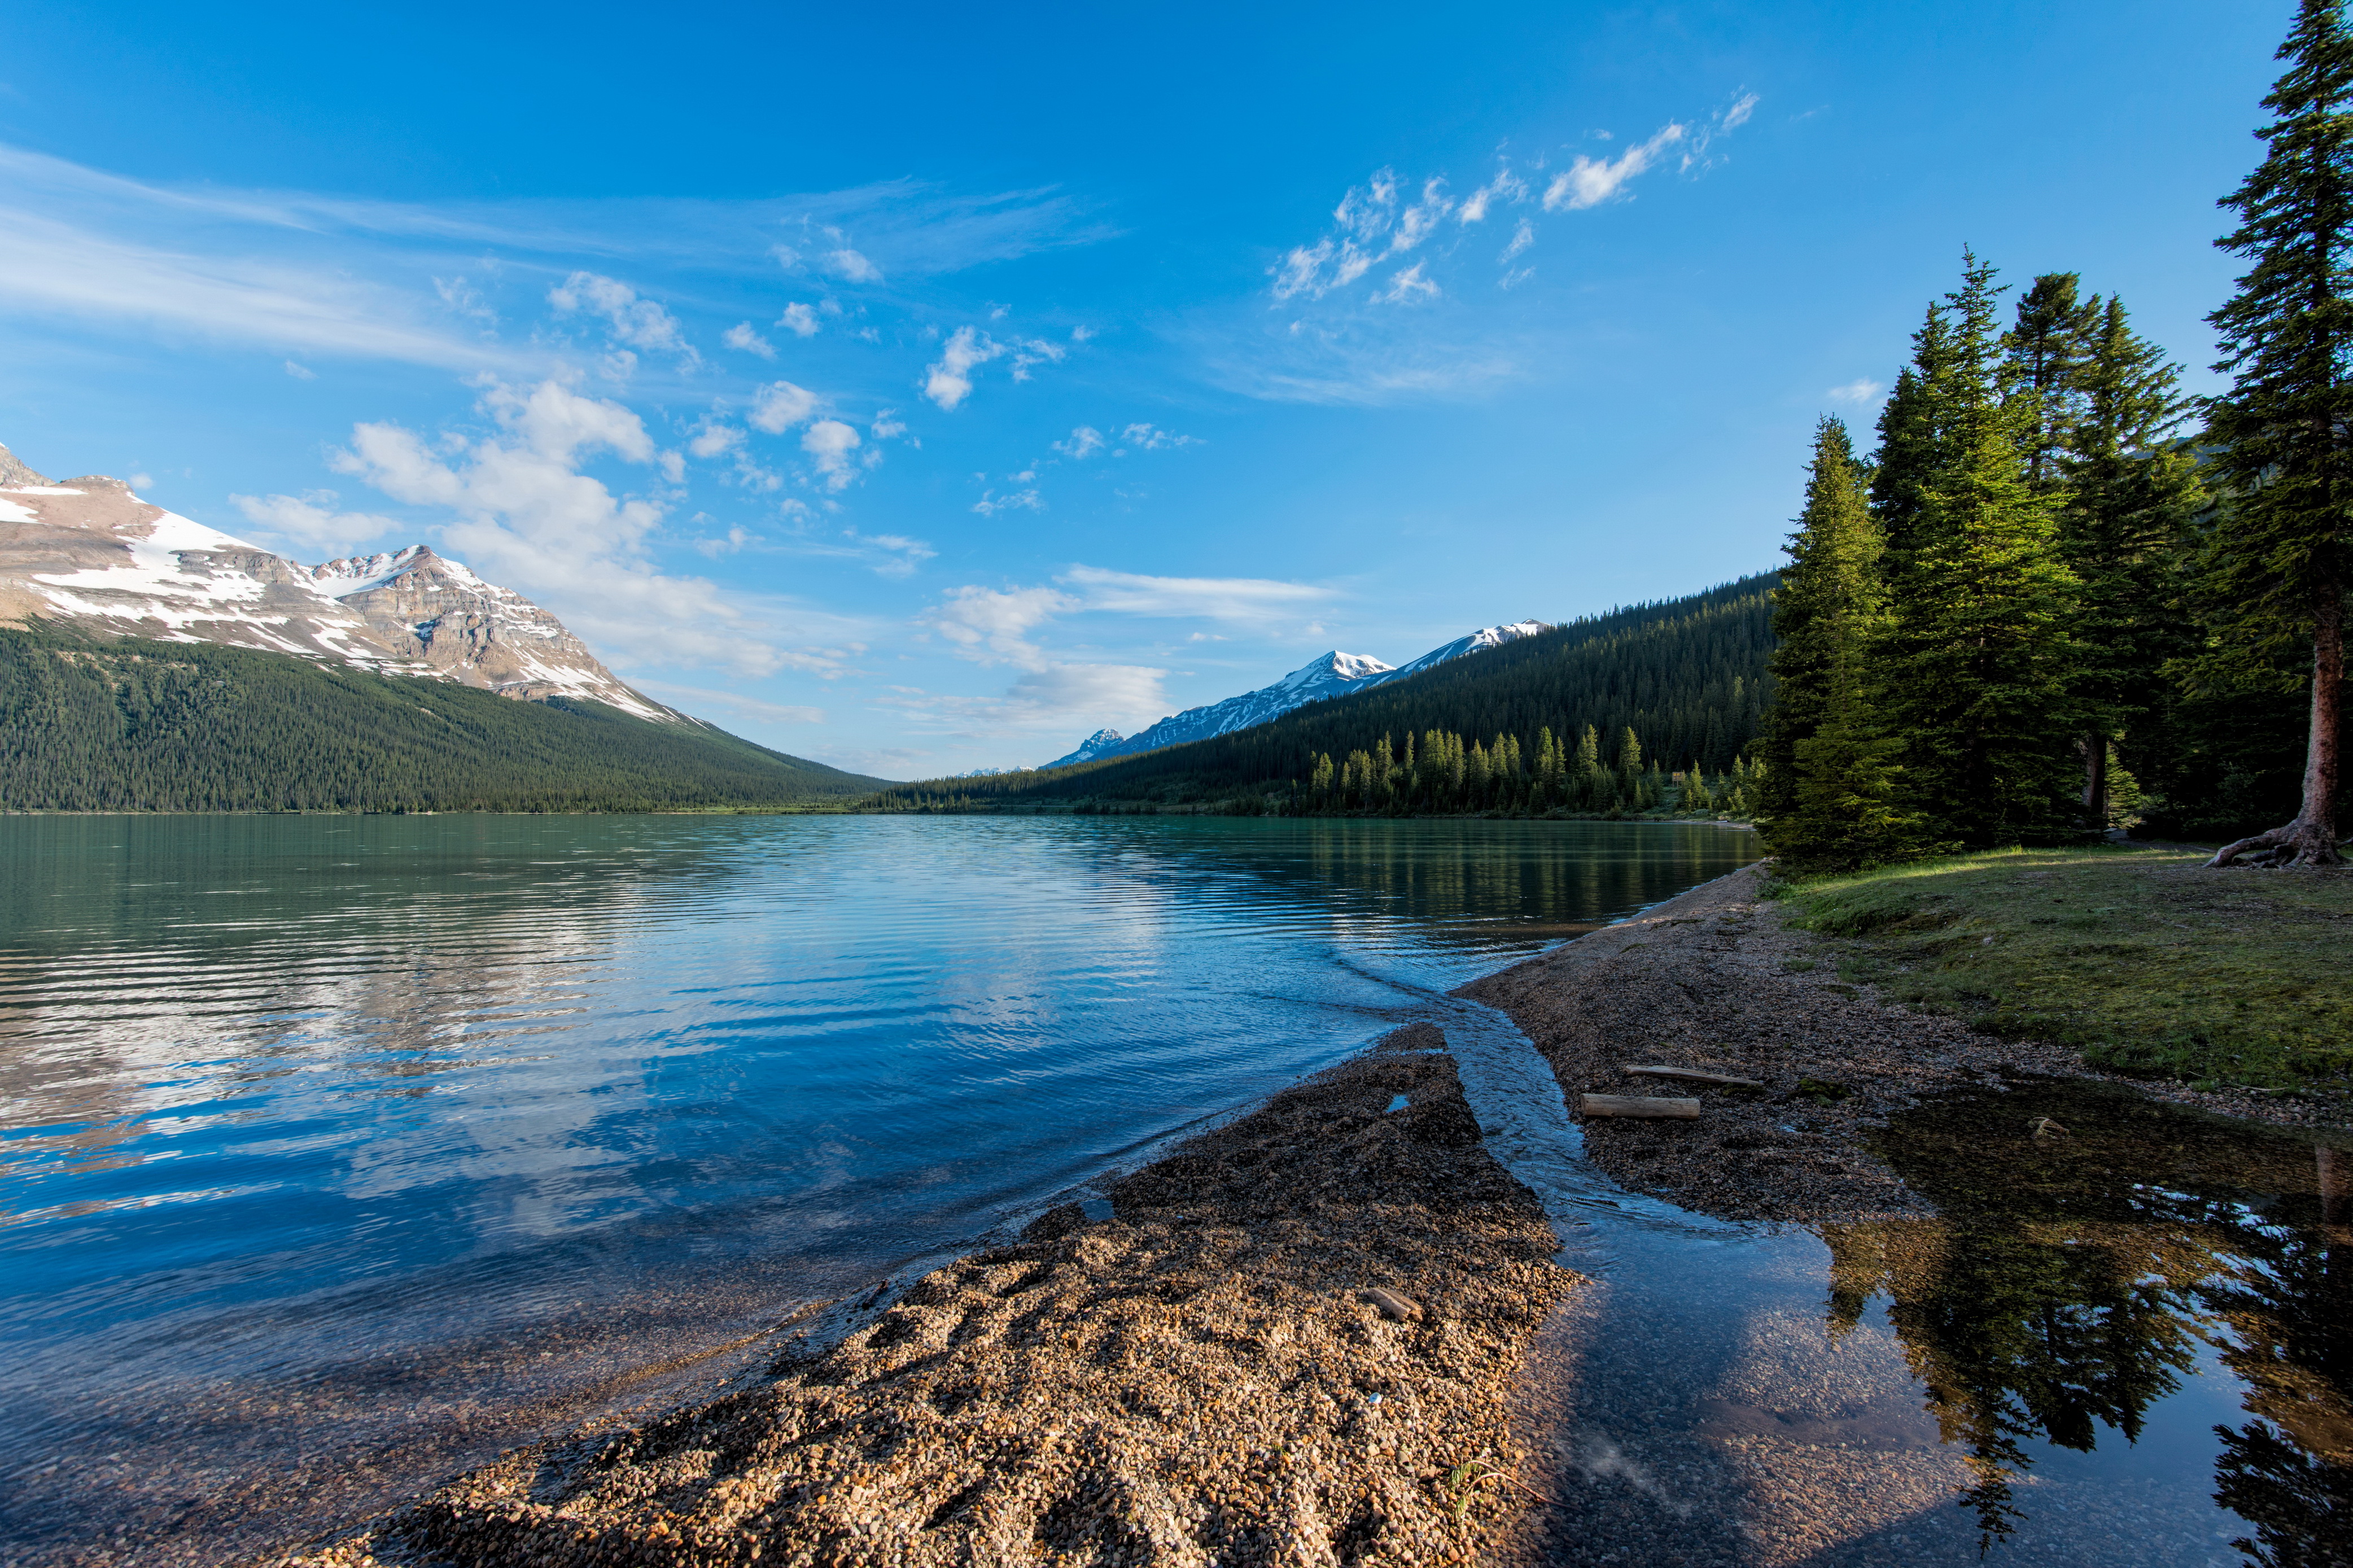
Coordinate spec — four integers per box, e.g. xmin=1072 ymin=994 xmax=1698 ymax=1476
xmin=1460 ymin=861 xmax=2341 ymax=1224
xmin=279 ymin=1027 xmax=1578 ymax=1567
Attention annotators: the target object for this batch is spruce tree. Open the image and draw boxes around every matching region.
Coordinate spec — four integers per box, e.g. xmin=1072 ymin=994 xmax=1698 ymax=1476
xmin=2202 ymin=0 xmax=2353 ymax=867
xmin=1758 ymin=417 xmax=1887 ymax=851
xmin=2005 ymin=273 xmax=2102 ymax=488
xmin=2062 ymin=296 xmax=2205 ymax=824
xmin=1879 ymin=252 xmax=2084 ymax=847
xmin=1870 ymin=306 xmax=1959 ymax=558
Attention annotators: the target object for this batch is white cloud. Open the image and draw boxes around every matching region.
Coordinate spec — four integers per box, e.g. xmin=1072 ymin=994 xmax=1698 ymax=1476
xmin=920 ymin=325 xmax=1065 ymax=409
xmin=871 ymin=409 xmax=908 ymax=440
xmin=1386 ymin=179 xmax=1452 ymax=256
xmin=1827 ymin=378 xmax=1887 ymax=404
xmin=1056 ymin=564 xmax=1331 ymax=624
xmin=1375 ymin=262 xmax=1440 ymax=304
xmin=972 ymin=488 xmax=1043 ymax=516
xmin=1721 ymin=92 xmax=1760 ymax=130
xmin=1459 ymin=168 xmax=1528 ymax=225
xmin=723 ymin=321 xmax=776 ymax=358
xmin=924 ymin=325 xmax=995 ymax=410
xmin=229 ymin=489 xmax=402 ymax=555
xmin=1053 ymin=425 xmax=1106 ymax=459
xmin=851 ymin=529 xmax=935 ymax=577
xmin=778 ymin=301 xmax=820 ymax=337
xmin=1543 ymin=123 xmax=1688 ymax=212
xmin=748 ymin=379 xmax=821 ymax=432
xmin=688 ymin=422 xmax=743 ymax=459
xmin=546 ymin=271 xmax=698 ymax=362
xmin=801 ymin=418 xmax=863 ymax=490
xmin=329 ymin=376 xmax=778 ymax=674
xmin=284 ymin=360 xmax=317 ymax=380
xmin=1116 ymin=423 xmax=1196 ymax=452
xmin=628 ymin=679 xmax=825 ymax=725
xmin=919 ymin=583 xmax=1078 ymax=669
xmin=824 ymin=248 xmax=883 ymax=283
xmin=1500 ymin=220 xmax=1534 ymax=262
xmin=877 ymin=663 xmax=1174 ymax=742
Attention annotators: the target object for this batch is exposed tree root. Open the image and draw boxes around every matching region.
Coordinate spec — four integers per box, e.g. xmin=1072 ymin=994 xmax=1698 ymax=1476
xmin=2207 ymin=818 xmax=2347 ymax=869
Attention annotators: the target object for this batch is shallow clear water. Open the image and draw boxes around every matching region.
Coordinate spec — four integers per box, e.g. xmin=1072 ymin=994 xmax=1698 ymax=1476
xmin=0 ymin=812 xmax=1754 ymax=1562
xmin=1443 ymin=1008 xmax=2353 ymax=1566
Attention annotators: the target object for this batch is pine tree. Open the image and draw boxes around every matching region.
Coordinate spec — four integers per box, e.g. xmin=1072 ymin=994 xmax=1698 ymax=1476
xmin=2005 ymin=273 xmax=2102 ymax=488
xmin=2062 ymin=296 xmax=2205 ymax=824
xmin=1871 ymin=306 xmax=1960 ymax=557
xmin=1880 ymin=252 xmax=2084 ymax=847
xmin=2202 ymin=0 xmax=2353 ymax=867
xmin=1757 ymin=417 xmax=1887 ymax=850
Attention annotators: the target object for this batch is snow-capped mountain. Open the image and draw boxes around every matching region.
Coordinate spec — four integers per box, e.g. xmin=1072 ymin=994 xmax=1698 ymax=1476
xmin=0 ymin=441 xmax=671 ymax=720
xmin=1042 ymin=622 xmax=1550 ymax=770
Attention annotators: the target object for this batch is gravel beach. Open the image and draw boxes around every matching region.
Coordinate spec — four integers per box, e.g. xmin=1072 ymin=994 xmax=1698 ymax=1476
xmin=279 ymin=1028 xmax=1579 ymax=1567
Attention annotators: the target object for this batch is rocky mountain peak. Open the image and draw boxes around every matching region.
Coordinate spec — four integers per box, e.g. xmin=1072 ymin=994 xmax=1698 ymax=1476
xmin=0 ymin=440 xmax=672 ymax=721
xmin=0 ymin=442 xmax=54 ymax=488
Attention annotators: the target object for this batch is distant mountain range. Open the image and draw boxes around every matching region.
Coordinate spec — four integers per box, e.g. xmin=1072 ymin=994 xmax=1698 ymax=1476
xmin=0 ymin=440 xmax=666 ymax=719
xmin=0 ymin=439 xmax=887 ymax=811
xmin=1042 ymin=621 xmax=1550 ymax=769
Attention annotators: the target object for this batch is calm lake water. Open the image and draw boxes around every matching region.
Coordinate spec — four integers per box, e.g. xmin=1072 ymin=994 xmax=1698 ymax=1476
xmin=0 ymin=813 xmax=1755 ymax=1563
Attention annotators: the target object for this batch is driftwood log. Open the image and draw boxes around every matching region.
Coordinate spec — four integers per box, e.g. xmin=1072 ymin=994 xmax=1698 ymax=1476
xmin=1622 ymin=1064 xmax=1765 ymax=1089
xmin=1577 ymin=1093 xmax=1702 ymax=1120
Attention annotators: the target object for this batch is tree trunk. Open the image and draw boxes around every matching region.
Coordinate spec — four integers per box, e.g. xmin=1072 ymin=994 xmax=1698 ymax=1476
xmin=2209 ymin=581 xmax=2345 ymax=868
xmin=2083 ymin=730 xmax=2109 ymax=828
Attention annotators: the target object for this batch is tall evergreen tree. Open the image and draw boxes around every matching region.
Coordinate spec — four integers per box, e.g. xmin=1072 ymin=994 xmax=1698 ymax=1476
xmin=2062 ymin=296 xmax=2205 ymax=823
xmin=1879 ymin=252 xmax=2084 ymax=846
xmin=2005 ymin=273 xmax=2102 ymax=488
xmin=1870 ymin=306 xmax=1959 ymax=558
xmin=1758 ymin=417 xmax=1892 ymax=852
xmin=2202 ymin=0 xmax=2353 ymax=868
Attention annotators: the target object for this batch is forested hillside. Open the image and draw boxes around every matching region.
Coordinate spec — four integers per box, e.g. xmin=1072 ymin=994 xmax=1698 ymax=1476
xmin=0 ymin=625 xmax=885 ymax=811
xmin=868 ymin=575 xmax=1776 ymax=814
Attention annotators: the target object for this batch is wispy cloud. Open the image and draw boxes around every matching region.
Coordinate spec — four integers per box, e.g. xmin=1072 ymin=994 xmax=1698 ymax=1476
xmin=1826 ymin=377 xmax=1886 ymax=404
xmin=723 ymin=321 xmax=776 ymax=358
xmin=1542 ymin=123 xmax=1687 ymax=212
xmin=0 ymin=143 xmax=1109 ymax=372
xmin=548 ymin=271 xmax=699 ymax=363
xmin=630 ymin=679 xmax=826 ymax=725
xmin=1056 ymin=564 xmax=1331 ymax=624
xmin=229 ymin=489 xmax=403 ymax=557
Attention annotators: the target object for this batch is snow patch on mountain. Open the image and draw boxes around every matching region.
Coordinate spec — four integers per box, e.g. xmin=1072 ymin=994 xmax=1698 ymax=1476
xmin=0 ymin=444 xmax=671 ymax=721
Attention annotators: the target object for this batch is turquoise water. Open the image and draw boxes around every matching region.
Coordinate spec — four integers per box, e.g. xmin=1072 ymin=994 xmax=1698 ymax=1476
xmin=0 ymin=813 xmax=1755 ymax=1563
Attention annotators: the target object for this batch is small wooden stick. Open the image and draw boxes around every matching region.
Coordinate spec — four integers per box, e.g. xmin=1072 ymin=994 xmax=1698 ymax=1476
xmin=1622 ymin=1065 xmax=1765 ymax=1088
xmin=1577 ymin=1094 xmax=1701 ymax=1120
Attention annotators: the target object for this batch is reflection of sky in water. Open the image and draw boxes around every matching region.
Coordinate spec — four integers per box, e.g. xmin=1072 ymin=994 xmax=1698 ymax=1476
xmin=0 ymin=813 xmax=1753 ymax=1563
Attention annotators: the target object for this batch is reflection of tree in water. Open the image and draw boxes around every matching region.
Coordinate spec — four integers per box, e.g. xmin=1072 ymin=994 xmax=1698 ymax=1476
xmin=1825 ymin=1081 xmax=2352 ymax=1559
xmin=2201 ymin=1207 xmax=2351 ymax=1568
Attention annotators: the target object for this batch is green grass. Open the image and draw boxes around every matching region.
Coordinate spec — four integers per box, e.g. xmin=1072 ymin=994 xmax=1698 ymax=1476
xmin=1770 ymin=845 xmax=2353 ymax=1091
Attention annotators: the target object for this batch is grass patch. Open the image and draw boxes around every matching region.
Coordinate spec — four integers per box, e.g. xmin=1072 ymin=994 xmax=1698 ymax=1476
xmin=1774 ymin=844 xmax=2353 ymax=1090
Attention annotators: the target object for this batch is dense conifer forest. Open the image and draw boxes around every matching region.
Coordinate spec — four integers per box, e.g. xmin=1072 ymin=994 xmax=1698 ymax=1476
xmin=864 ymin=577 xmax=1776 ymax=816
xmin=1761 ymin=1 xmax=2353 ymax=869
xmin=0 ymin=624 xmax=884 ymax=812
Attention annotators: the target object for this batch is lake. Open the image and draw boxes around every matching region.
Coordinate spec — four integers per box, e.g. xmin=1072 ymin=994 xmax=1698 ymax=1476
xmin=0 ymin=813 xmax=1755 ymax=1563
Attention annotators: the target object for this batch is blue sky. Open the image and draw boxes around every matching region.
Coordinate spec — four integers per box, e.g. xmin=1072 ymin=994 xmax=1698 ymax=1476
xmin=0 ymin=1 xmax=2289 ymax=777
